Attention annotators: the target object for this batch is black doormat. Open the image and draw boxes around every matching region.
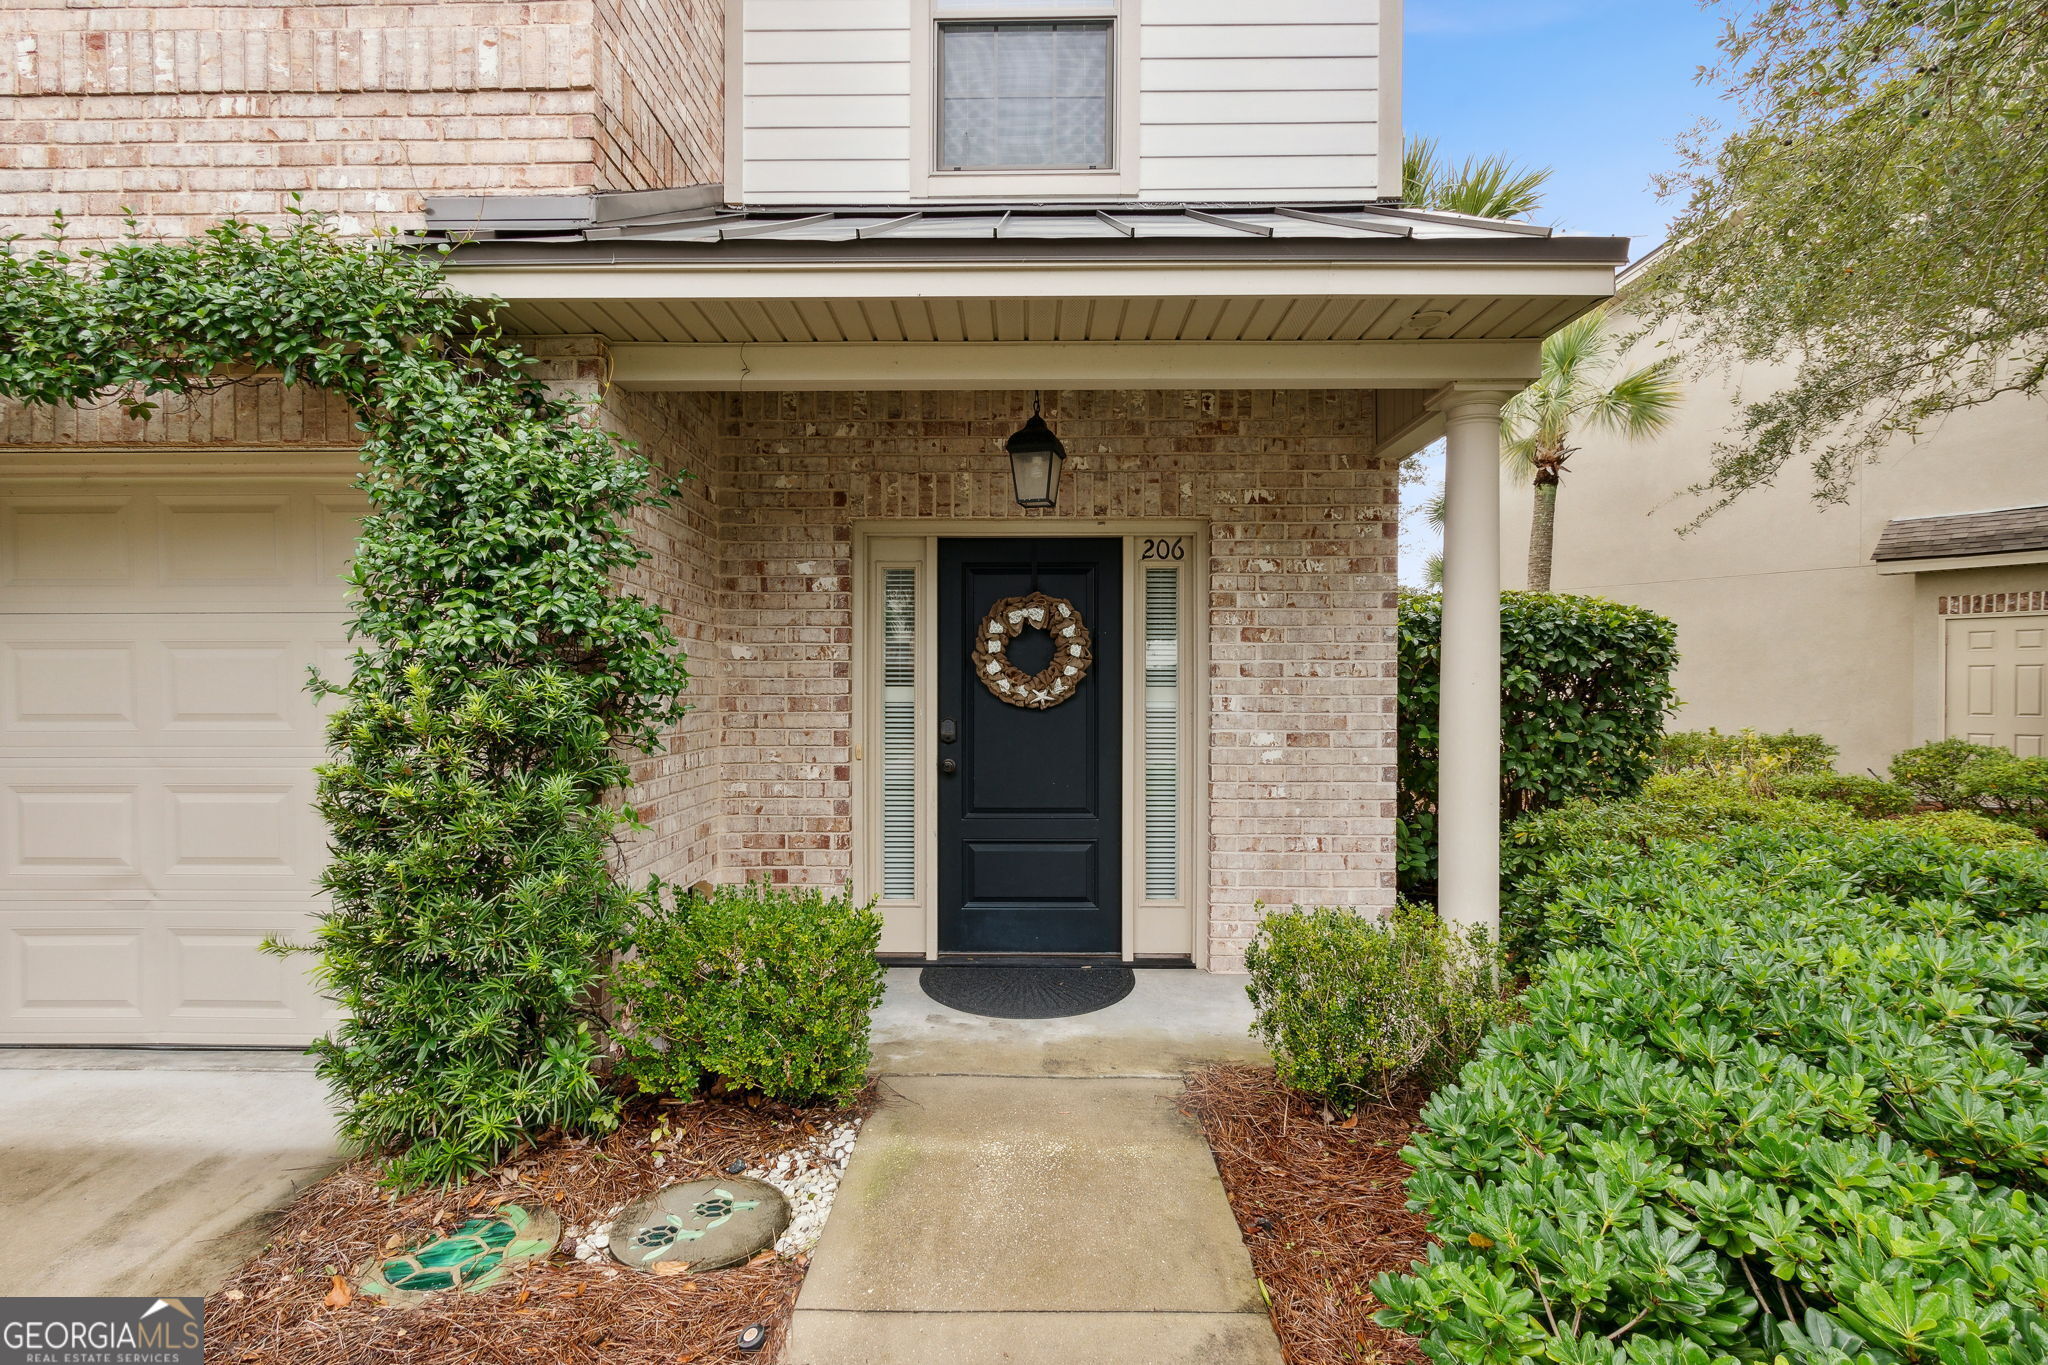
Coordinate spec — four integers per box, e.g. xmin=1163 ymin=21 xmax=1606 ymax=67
xmin=918 ymin=964 xmax=1136 ymax=1020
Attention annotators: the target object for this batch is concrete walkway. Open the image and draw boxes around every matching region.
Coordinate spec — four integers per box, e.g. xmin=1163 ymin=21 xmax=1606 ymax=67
xmin=0 ymin=1049 xmax=341 ymax=1297
xmin=783 ymin=969 xmax=1281 ymax=1365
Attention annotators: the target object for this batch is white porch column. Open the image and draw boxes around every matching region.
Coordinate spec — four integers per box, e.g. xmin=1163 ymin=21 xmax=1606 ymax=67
xmin=1431 ymin=385 xmax=1518 ymax=934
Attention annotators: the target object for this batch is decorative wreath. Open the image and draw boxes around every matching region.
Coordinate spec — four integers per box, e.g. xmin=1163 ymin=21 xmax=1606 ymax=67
xmin=972 ymin=591 xmax=1094 ymax=710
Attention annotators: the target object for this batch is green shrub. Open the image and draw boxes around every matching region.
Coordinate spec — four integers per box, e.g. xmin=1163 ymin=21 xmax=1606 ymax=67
xmin=1243 ymin=904 xmax=1513 ymax=1114
xmin=614 ymin=879 xmax=884 ymax=1105
xmin=1955 ymin=752 xmax=2048 ymax=832
xmin=1511 ymin=820 xmax=2048 ymax=962
xmin=4 ymin=218 xmax=700 ymax=1188
xmin=1655 ymin=726 xmax=1838 ymax=776
xmin=1769 ymin=770 xmax=1916 ymax=817
xmin=1889 ymin=736 xmax=2005 ymax=807
xmin=1501 ymin=773 xmax=1860 ymax=959
xmin=306 ymin=665 xmax=637 ymax=1188
xmin=1371 ymin=833 xmax=2048 ymax=1365
xmin=1397 ymin=592 xmax=1679 ymax=896
xmin=1894 ymin=806 xmax=2045 ymax=848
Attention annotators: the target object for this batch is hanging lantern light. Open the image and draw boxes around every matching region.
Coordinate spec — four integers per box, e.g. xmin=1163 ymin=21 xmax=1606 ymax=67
xmin=1004 ymin=397 xmax=1066 ymax=509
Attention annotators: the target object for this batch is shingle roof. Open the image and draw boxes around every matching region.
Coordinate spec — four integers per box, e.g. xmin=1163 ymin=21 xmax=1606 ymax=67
xmin=1872 ymin=504 xmax=2048 ymax=562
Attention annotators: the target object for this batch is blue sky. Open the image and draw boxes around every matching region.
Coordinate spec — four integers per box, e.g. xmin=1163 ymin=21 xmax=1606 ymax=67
xmin=1405 ymin=0 xmax=1730 ymax=243
xmin=1397 ymin=1 xmax=1730 ymax=582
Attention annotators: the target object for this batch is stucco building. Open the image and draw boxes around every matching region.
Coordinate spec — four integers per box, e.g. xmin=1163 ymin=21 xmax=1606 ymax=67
xmin=2 ymin=0 xmax=1626 ymax=1043
xmin=1500 ymin=297 xmax=2048 ymax=777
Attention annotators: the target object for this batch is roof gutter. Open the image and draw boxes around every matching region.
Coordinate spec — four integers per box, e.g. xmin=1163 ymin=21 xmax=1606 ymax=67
xmin=439 ymin=234 xmax=1632 ymax=269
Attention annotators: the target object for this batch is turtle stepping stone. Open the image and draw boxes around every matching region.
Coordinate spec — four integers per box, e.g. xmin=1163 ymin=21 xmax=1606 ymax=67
xmin=357 ymin=1203 xmax=561 ymax=1308
xmin=609 ymin=1178 xmax=789 ymax=1273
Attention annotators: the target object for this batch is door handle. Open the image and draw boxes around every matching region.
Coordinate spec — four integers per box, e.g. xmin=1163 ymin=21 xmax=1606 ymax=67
xmin=940 ymin=757 xmax=958 ymax=776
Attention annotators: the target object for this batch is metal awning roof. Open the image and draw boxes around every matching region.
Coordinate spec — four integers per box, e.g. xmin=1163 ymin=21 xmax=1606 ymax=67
xmin=427 ymin=197 xmax=1623 ymax=266
xmin=427 ymin=191 xmax=1628 ymax=389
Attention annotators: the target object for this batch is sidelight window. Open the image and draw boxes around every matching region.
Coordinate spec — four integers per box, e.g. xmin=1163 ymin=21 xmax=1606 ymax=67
xmin=1142 ymin=566 xmax=1182 ymax=901
xmin=881 ymin=567 xmax=919 ymax=899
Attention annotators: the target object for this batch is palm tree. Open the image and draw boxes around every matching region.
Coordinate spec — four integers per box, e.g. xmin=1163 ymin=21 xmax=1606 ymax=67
xmin=1502 ymin=313 xmax=1682 ymax=592
xmin=1422 ymin=488 xmax=1446 ymax=588
xmin=1403 ymin=137 xmax=1550 ymax=220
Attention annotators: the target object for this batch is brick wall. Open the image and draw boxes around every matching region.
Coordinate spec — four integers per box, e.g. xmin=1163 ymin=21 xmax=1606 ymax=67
xmin=0 ymin=0 xmax=722 ymax=245
xmin=715 ymin=388 xmax=1399 ymax=968
xmin=1939 ymin=591 xmax=2048 ymax=615
xmin=0 ymin=375 xmax=358 ymax=448
xmin=595 ymin=0 xmax=724 ymax=195
xmin=503 ymin=340 xmax=729 ymax=890
xmin=0 ymin=370 xmax=1399 ymax=968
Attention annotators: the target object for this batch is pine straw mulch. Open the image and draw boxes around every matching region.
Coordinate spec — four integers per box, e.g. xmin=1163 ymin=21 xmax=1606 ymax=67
xmin=1182 ymin=1065 xmax=1434 ymax=1365
xmin=205 ymin=1087 xmax=875 ymax=1365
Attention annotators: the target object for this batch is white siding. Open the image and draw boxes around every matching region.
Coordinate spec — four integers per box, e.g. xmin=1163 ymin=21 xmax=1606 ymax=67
xmin=1137 ymin=1 xmax=1382 ymax=202
xmin=735 ymin=0 xmax=1390 ymax=203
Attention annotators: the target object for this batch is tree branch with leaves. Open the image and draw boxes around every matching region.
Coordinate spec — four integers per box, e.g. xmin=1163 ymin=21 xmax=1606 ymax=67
xmin=1635 ymin=0 xmax=2048 ymax=517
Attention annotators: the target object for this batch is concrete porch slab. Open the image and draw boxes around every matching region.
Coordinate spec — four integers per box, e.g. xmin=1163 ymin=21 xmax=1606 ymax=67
xmin=868 ymin=966 xmax=1267 ymax=1078
xmin=0 ymin=1050 xmax=341 ymax=1297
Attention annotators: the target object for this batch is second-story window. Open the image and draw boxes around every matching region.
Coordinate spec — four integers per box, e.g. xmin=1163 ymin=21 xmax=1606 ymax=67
xmin=936 ymin=7 xmax=1114 ymax=171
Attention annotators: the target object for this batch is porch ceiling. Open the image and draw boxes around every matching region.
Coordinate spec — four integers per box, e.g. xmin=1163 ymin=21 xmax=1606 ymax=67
xmin=492 ymin=290 xmax=1594 ymax=347
xmin=435 ymin=198 xmax=1629 ymax=389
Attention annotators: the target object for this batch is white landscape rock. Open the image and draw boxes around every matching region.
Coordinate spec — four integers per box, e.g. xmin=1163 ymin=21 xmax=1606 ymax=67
xmin=745 ymin=1117 xmax=864 ymax=1256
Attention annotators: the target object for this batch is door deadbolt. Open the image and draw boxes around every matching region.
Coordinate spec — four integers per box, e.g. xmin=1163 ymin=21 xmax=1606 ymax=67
xmin=939 ymin=718 xmax=957 ymax=744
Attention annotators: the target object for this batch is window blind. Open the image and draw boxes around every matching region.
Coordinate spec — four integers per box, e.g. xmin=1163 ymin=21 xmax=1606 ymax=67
xmin=881 ymin=568 xmax=918 ymax=900
xmin=939 ymin=22 xmax=1111 ymax=170
xmin=1143 ymin=567 xmax=1181 ymax=901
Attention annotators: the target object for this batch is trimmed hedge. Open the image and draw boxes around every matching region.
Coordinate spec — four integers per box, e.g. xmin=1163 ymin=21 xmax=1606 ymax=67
xmin=1398 ymin=592 xmax=1679 ymax=895
xmin=1373 ymin=827 xmax=2048 ymax=1365
xmin=1890 ymin=738 xmax=2006 ymax=809
xmin=1244 ymin=905 xmax=1513 ymax=1114
xmin=1769 ymin=771 xmax=1916 ymax=818
xmin=1656 ymin=727 xmax=1838 ymax=776
xmin=1500 ymin=774 xmax=1860 ymax=960
xmin=613 ymin=880 xmax=884 ymax=1105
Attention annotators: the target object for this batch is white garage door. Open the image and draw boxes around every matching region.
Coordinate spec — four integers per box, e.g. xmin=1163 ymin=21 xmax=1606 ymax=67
xmin=1 ymin=478 xmax=362 ymax=1044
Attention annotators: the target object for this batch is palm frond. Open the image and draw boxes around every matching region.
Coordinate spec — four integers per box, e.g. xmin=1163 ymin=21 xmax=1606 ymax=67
xmin=1403 ymin=137 xmax=1549 ymax=220
xmin=1582 ymin=356 xmax=1684 ymax=438
xmin=1402 ymin=136 xmax=1444 ymax=207
xmin=1500 ymin=431 xmax=1540 ymax=478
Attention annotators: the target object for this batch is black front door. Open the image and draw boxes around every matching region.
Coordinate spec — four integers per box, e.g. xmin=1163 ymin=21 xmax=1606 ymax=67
xmin=938 ymin=538 xmax=1122 ymax=954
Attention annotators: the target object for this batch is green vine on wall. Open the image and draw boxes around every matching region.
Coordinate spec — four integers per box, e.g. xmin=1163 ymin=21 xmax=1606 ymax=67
xmin=0 ymin=214 xmax=691 ymax=1187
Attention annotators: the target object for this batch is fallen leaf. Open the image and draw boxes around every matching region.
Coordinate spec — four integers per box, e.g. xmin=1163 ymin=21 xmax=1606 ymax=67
xmin=1339 ymin=1113 xmax=1359 ymax=1129
xmin=323 ymin=1276 xmax=353 ymax=1310
xmin=223 ymin=1289 xmax=246 ymax=1302
xmin=384 ymin=1234 xmax=403 ymax=1251
xmin=515 ymin=1290 xmax=530 ymax=1306
xmin=745 ymin=1250 xmax=778 ymax=1267
xmin=652 ymin=1261 xmax=694 ymax=1279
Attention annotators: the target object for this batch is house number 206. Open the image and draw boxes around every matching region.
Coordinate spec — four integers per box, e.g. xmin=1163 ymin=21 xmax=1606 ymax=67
xmin=1140 ymin=537 xmax=1187 ymax=561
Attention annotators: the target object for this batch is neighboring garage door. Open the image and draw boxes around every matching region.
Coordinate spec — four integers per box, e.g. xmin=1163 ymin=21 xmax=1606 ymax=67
xmin=1 ymin=476 xmax=361 ymax=1044
xmin=1945 ymin=613 xmax=2048 ymax=757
